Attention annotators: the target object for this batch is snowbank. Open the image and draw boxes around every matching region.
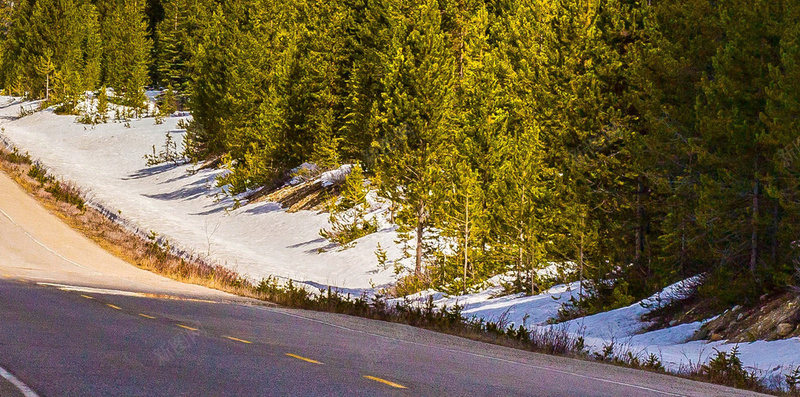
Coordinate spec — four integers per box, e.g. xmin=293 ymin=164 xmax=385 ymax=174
xmin=403 ymin=276 xmax=799 ymax=384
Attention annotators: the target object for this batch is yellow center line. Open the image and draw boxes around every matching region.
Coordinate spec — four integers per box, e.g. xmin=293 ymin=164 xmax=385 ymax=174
xmin=285 ymin=353 xmax=323 ymax=365
xmin=138 ymin=313 xmax=156 ymax=319
xmin=224 ymin=336 xmax=252 ymax=344
xmin=81 ymin=294 xmax=94 ymax=300
xmin=106 ymin=304 xmax=122 ymax=310
xmin=176 ymin=324 xmax=198 ymax=331
xmin=363 ymin=375 xmax=407 ymax=389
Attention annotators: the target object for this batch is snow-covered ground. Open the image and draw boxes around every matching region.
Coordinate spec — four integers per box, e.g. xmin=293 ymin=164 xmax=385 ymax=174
xmin=0 ymin=97 xmax=404 ymax=291
xmin=1 ymin=96 xmax=797 ymax=387
xmin=397 ymin=276 xmax=800 ymax=386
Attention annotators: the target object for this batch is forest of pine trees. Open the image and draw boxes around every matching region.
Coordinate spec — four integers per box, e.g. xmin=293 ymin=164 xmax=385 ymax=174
xmin=2 ymin=0 xmax=800 ymax=313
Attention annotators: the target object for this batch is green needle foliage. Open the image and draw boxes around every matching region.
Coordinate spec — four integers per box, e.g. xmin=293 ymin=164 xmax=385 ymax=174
xmin=320 ymin=164 xmax=378 ymax=248
xmin=2 ymin=0 xmax=799 ymax=308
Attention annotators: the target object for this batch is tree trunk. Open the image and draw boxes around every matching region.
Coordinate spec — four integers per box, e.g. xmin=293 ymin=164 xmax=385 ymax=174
xmin=530 ymin=248 xmax=536 ymax=295
xmin=772 ymin=200 xmax=779 ymax=265
xmin=415 ymin=202 xmax=424 ymax=276
xmin=463 ymin=192 xmax=469 ymax=295
xmin=517 ymin=245 xmax=522 ymax=291
xmin=750 ymin=178 xmax=759 ymax=274
xmin=635 ymin=178 xmax=644 ymax=263
xmin=579 ymin=215 xmax=585 ymax=303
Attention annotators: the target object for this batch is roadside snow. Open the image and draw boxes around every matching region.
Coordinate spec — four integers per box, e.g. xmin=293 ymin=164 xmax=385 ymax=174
xmin=392 ymin=275 xmax=800 ymax=384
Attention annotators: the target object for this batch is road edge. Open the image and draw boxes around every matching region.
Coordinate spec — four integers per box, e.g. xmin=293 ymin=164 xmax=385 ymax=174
xmin=0 ymin=366 xmax=39 ymax=397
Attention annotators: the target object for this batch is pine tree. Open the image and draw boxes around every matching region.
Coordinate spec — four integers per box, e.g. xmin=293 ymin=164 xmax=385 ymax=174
xmin=0 ymin=0 xmax=12 ymax=37
xmin=320 ymin=164 xmax=377 ymax=247
xmin=375 ymin=0 xmax=456 ymax=276
xmin=159 ymin=85 xmax=177 ymax=116
xmin=155 ymin=0 xmax=210 ymax=95
xmin=0 ymin=0 xmax=100 ymax=110
xmin=341 ymin=0 xmax=393 ymax=167
xmin=79 ymin=2 xmax=102 ymax=93
xmin=102 ymin=0 xmax=152 ymax=115
xmin=436 ymin=0 xmax=510 ymax=290
xmin=0 ymin=0 xmax=15 ymax=79
xmin=693 ymin=0 xmax=783 ymax=299
xmin=761 ymin=1 xmax=800 ymax=289
xmin=626 ymin=0 xmax=721 ymax=287
xmin=96 ymin=85 xmax=109 ymax=123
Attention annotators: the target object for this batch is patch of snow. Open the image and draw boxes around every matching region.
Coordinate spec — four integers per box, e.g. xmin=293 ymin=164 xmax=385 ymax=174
xmin=288 ymin=162 xmax=318 ymax=186
xmin=319 ymin=164 xmax=352 ymax=187
xmin=393 ymin=275 xmax=800 ymax=384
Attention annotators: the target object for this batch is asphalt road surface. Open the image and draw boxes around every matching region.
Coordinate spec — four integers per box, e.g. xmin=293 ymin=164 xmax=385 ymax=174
xmin=0 ymin=170 xmax=768 ymax=396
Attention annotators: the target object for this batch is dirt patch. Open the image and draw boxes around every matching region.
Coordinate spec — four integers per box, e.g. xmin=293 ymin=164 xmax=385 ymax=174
xmin=250 ymin=179 xmax=339 ymax=213
xmin=643 ymin=293 xmax=721 ymax=332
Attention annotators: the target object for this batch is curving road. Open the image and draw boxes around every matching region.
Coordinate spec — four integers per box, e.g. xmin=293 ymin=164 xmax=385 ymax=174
xmin=0 ymin=170 xmax=768 ymax=397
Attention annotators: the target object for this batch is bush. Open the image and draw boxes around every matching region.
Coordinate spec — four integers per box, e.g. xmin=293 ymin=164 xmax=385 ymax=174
xmin=700 ymin=346 xmax=759 ymax=389
xmin=0 ymin=147 xmax=31 ymax=165
xmin=27 ymin=163 xmax=53 ymax=185
xmin=787 ymin=366 xmax=800 ymax=396
xmin=320 ymin=164 xmax=377 ymax=247
xmin=144 ymin=132 xmax=185 ymax=166
xmin=44 ymin=181 xmax=85 ymax=211
xmin=155 ymin=87 xmax=177 ymax=124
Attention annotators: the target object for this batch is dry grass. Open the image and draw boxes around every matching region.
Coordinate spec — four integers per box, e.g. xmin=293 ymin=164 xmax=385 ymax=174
xmin=247 ymin=176 xmax=338 ymax=213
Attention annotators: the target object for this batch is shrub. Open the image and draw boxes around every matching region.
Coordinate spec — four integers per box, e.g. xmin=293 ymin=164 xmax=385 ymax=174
xmin=144 ymin=132 xmax=185 ymax=166
xmin=44 ymin=180 xmax=85 ymax=211
xmin=0 ymin=147 xmax=31 ymax=165
xmin=27 ymin=163 xmax=53 ymax=185
xmin=700 ymin=346 xmax=759 ymax=389
xmin=320 ymin=164 xmax=377 ymax=247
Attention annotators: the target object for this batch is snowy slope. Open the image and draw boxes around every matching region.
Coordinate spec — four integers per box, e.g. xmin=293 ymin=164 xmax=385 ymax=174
xmin=0 ymin=99 xmax=404 ymax=290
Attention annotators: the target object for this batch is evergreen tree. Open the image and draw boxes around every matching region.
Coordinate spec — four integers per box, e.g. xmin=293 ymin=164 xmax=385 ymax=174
xmin=320 ymin=164 xmax=378 ymax=247
xmin=375 ymin=0 xmax=456 ymax=275
xmin=96 ymin=85 xmax=109 ymax=123
xmin=693 ymin=0 xmax=783 ymax=299
xmin=341 ymin=0 xmax=393 ymax=167
xmin=0 ymin=0 xmax=15 ymax=75
xmin=761 ymin=1 xmax=800 ymax=289
xmin=627 ymin=0 xmax=722 ymax=287
xmin=0 ymin=0 xmax=101 ymax=110
xmin=102 ymin=0 xmax=152 ymax=115
xmin=159 ymin=85 xmax=177 ymax=116
xmin=437 ymin=0 xmax=512 ymax=290
xmin=155 ymin=0 xmax=211 ymax=96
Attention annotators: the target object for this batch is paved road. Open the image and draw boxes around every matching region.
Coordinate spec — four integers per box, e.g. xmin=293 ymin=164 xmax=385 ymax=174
xmin=0 ymin=171 xmax=768 ymax=396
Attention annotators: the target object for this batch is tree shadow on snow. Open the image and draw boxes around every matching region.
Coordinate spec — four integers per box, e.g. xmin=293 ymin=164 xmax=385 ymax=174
xmin=124 ymin=163 xmax=180 ymax=180
xmin=287 ymin=237 xmax=326 ymax=248
xmin=143 ymin=179 xmax=209 ymax=201
xmin=243 ymin=202 xmax=283 ymax=215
